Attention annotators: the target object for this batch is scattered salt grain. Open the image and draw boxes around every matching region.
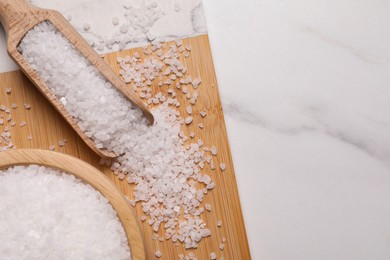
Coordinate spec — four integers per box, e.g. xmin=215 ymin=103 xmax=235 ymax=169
xmin=83 ymin=23 xmax=91 ymax=31
xmin=210 ymin=252 xmax=217 ymax=259
xmin=200 ymin=111 xmax=207 ymax=117
xmin=112 ymin=16 xmax=120 ymax=26
xmin=0 ymin=119 xmax=3 ymax=125
xmin=173 ymin=2 xmax=181 ymax=12
xmin=0 ymin=165 xmax=130 ymax=259
xmin=210 ymin=160 xmax=215 ymax=170
xmin=155 ymin=250 xmax=162 ymax=258
xmin=217 ymin=220 xmax=222 ymax=227
xmin=198 ymin=123 xmax=204 ymax=129
xmin=219 ymin=243 xmax=225 ymax=250
xmin=186 ymin=105 xmax=193 ymax=115
xmin=19 ymin=121 xmax=26 ymax=127
xmin=205 ymin=203 xmax=211 ymax=212
xmin=192 ymin=78 xmax=201 ymax=89
xmin=5 ymin=88 xmax=11 ymax=94
xmin=185 ymin=116 xmax=193 ymax=125
xmin=23 ymin=103 xmax=31 ymax=110
xmin=11 ymin=103 xmax=17 ymax=109
xmin=220 ymin=163 xmax=226 ymax=171
xmin=211 ymin=146 xmax=217 ymax=155
xmin=120 ymin=24 xmax=129 ymax=34
xmin=49 ymin=145 xmax=55 ymax=151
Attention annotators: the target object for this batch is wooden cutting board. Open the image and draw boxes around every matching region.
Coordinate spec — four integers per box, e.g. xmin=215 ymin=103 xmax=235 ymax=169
xmin=0 ymin=34 xmax=251 ymax=260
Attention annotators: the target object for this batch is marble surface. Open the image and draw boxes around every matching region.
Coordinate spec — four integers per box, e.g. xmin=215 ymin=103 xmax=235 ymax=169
xmin=203 ymin=0 xmax=390 ymax=259
xmin=2 ymin=0 xmax=390 ymax=259
xmin=0 ymin=0 xmax=206 ymax=72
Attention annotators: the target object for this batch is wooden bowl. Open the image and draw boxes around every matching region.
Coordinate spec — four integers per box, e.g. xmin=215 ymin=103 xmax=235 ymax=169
xmin=0 ymin=149 xmax=145 ymax=260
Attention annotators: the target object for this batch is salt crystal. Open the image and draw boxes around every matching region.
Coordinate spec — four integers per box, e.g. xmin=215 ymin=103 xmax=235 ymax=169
xmin=219 ymin=243 xmax=225 ymax=250
xmin=210 ymin=252 xmax=217 ymax=259
xmin=220 ymin=163 xmax=226 ymax=171
xmin=211 ymin=146 xmax=217 ymax=155
xmin=200 ymin=111 xmax=207 ymax=117
xmin=205 ymin=203 xmax=211 ymax=211
xmin=186 ymin=106 xmax=193 ymax=115
xmin=83 ymin=23 xmax=91 ymax=31
xmin=217 ymin=220 xmax=222 ymax=227
xmin=19 ymin=121 xmax=26 ymax=127
xmin=198 ymin=123 xmax=204 ymax=129
xmin=112 ymin=16 xmax=119 ymax=26
xmin=120 ymin=24 xmax=129 ymax=34
xmin=49 ymin=145 xmax=55 ymax=151
xmin=155 ymin=250 xmax=162 ymax=258
xmin=185 ymin=117 xmax=193 ymax=125
xmin=5 ymin=88 xmax=11 ymax=94
xmin=174 ymin=2 xmax=181 ymax=12
xmin=23 ymin=103 xmax=31 ymax=110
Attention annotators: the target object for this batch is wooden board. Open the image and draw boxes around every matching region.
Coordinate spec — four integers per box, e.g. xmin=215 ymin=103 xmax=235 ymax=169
xmin=0 ymin=34 xmax=251 ymax=260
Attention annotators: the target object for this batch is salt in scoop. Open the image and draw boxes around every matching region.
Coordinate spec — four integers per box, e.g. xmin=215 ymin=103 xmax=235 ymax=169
xmin=0 ymin=0 xmax=154 ymax=159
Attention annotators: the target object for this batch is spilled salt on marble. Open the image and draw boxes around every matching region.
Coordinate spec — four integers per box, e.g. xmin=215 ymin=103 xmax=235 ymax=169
xmin=0 ymin=165 xmax=130 ymax=259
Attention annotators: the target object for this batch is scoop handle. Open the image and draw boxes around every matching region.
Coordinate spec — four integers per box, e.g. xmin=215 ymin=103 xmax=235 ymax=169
xmin=0 ymin=0 xmax=37 ymax=37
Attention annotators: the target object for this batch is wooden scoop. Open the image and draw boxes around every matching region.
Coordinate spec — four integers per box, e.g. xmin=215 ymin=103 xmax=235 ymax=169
xmin=0 ymin=0 xmax=154 ymax=159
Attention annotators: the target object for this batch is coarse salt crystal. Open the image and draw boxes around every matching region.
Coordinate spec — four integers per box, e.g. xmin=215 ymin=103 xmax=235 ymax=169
xmin=210 ymin=146 xmax=217 ymax=155
xmin=185 ymin=117 xmax=193 ymax=125
xmin=112 ymin=16 xmax=119 ymax=25
xmin=155 ymin=250 xmax=162 ymax=258
xmin=186 ymin=106 xmax=193 ymax=115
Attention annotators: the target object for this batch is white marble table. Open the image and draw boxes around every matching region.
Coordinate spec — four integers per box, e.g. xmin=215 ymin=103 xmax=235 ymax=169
xmin=2 ymin=1 xmax=390 ymax=259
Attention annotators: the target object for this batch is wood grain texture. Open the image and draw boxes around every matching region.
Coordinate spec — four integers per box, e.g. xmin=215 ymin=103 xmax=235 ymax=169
xmin=0 ymin=149 xmax=145 ymax=260
xmin=0 ymin=34 xmax=251 ymax=260
xmin=0 ymin=0 xmax=153 ymax=159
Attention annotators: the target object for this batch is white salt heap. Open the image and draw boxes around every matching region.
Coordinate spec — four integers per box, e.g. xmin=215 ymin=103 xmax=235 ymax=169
xmin=18 ymin=22 xmax=147 ymax=154
xmin=19 ymin=21 xmax=219 ymax=249
xmin=0 ymin=165 xmax=130 ymax=259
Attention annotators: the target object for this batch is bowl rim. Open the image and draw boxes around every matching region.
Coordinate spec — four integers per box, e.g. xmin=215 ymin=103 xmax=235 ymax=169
xmin=0 ymin=148 xmax=145 ymax=260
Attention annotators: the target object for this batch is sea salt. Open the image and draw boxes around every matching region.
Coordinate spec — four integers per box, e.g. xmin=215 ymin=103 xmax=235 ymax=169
xmin=19 ymin=21 xmax=216 ymax=249
xmin=185 ymin=116 xmax=193 ymax=125
xmin=211 ymin=146 xmax=218 ymax=155
xmin=112 ymin=16 xmax=120 ymax=26
xmin=0 ymin=165 xmax=130 ymax=259
xmin=155 ymin=250 xmax=162 ymax=258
